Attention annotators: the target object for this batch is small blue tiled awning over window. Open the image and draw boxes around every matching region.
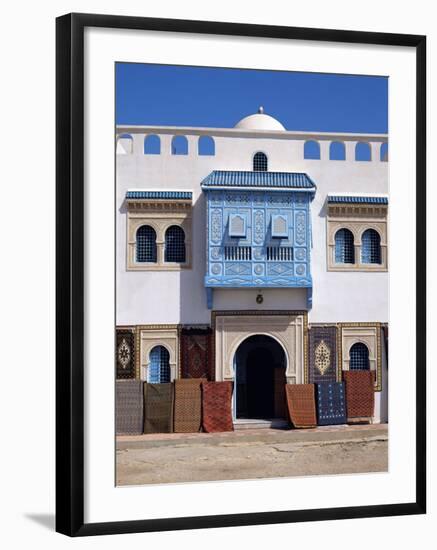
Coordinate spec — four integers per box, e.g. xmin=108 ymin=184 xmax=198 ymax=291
xmin=201 ymin=171 xmax=316 ymax=190
xmin=126 ymin=190 xmax=192 ymax=200
xmin=328 ymin=195 xmax=388 ymax=205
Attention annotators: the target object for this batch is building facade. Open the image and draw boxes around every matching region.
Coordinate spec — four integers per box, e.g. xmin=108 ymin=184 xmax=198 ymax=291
xmin=115 ymin=108 xmax=389 ymax=423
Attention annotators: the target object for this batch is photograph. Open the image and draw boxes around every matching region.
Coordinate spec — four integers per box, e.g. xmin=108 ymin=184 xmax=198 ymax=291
xmin=114 ymin=63 xmax=389 ymax=486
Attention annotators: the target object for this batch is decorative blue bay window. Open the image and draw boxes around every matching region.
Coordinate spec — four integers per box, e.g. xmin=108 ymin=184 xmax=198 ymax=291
xmin=202 ymin=171 xmax=316 ymax=309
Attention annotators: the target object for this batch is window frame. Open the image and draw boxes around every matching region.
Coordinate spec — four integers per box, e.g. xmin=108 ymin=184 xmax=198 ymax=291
xmin=135 ymin=224 xmax=158 ymax=264
xmin=334 ymin=228 xmax=355 ymax=264
xmin=126 ymin=197 xmax=192 ymax=271
xmin=326 ymin=201 xmax=388 ymax=272
xmin=164 ymin=225 xmax=187 ymax=263
xmin=252 ymin=151 xmax=268 ymax=172
xmin=148 ymin=344 xmax=171 ymax=383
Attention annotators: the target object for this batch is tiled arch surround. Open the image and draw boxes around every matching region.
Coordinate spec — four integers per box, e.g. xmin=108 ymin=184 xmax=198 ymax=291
xmin=212 ymin=311 xmax=308 ymax=384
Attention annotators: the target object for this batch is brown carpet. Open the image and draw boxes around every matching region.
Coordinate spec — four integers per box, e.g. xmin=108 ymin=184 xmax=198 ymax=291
xmin=202 ymin=381 xmax=234 ymax=433
xmin=143 ymin=382 xmax=174 ymax=434
xmin=285 ymin=384 xmax=317 ymax=428
xmin=343 ymin=370 xmax=375 ymax=418
xmin=173 ymin=378 xmax=204 ymax=433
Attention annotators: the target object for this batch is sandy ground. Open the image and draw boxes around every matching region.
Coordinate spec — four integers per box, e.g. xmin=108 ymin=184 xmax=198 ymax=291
xmin=116 ymin=424 xmax=388 ymax=486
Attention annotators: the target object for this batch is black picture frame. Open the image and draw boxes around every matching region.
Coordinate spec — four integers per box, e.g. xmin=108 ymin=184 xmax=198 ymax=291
xmin=56 ymin=12 xmax=426 ymax=537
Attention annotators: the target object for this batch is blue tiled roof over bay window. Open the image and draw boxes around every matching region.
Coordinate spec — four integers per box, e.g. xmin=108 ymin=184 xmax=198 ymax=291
xmin=126 ymin=190 xmax=192 ymax=200
xmin=201 ymin=171 xmax=316 ymax=190
xmin=328 ymin=195 xmax=388 ymax=205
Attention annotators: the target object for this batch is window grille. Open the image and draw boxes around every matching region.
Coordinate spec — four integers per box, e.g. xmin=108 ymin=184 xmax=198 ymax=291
xmin=335 ymin=228 xmax=355 ymax=264
xmin=164 ymin=226 xmax=186 ymax=263
xmin=361 ymin=229 xmax=381 ymax=264
xmin=349 ymin=343 xmax=370 ymax=371
xmin=253 ymin=152 xmax=268 ymax=172
xmin=267 ymin=247 xmax=293 ymax=261
xmin=149 ymin=345 xmax=171 ymax=383
xmin=224 ymin=246 xmax=252 ymax=261
xmin=136 ymin=225 xmax=157 ymax=263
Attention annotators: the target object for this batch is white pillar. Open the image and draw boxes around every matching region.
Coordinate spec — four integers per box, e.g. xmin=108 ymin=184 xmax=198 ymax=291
xmin=319 ymin=140 xmax=330 ymax=161
xmin=344 ymin=140 xmax=357 ymax=162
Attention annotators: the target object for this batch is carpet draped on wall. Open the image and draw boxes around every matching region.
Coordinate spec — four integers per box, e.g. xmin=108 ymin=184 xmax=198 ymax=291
xmin=202 ymin=381 xmax=234 ymax=432
xmin=115 ymin=380 xmax=143 ymax=435
xmin=308 ymin=325 xmax=337 ymax=384
xmin=116 ymin=328 xmax=136 ymax=379
xmin=173 ymin=378 xmax=204 ymax=433
xmin=180 ymin=328 xmax=214 ymax=381
xmin=285 ymin=384 xmax=317 ymax=428
xmin=316 ymin=382 xmax=347 ymax=425
xmin=143 ymin=382 xmax=174 ymax=433
xmin=343 ymin=370 xmax=375 ymax=418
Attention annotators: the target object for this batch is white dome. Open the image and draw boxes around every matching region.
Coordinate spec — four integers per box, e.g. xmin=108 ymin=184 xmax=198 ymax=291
xmin=234 ymin=107 xmax=286 ymax=131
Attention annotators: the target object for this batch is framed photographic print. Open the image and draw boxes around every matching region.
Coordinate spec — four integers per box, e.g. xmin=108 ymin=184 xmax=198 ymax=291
xmin=56 ymin=13 xmax=426 ymax=536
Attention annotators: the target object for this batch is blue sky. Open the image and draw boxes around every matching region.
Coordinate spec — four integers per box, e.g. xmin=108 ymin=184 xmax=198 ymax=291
xmin=116 ymin=63 xmax=388 ymax=134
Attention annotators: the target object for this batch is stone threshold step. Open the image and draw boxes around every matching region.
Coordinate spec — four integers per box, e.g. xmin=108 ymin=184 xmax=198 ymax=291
xmin=234 ymin=418 xmax=289 ymax=430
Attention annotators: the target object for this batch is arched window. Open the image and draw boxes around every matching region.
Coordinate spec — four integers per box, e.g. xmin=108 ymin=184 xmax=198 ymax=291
xmin=361 ymin=229 xmax=381 ymax=264
xmin=171 ymin=135 xmax=188 ymax=155
xmin=144 ymin=134 xmax=161 ymax=154
xmin=253 ymin=151 xmax=268 ymax=171
xmin=136 ymin=225 xmax=157 ymax=263
xmin=304 ymin=140 xmax=320 ymax=160
xmin=198 ymin=135 xmax=215 ymax=156
xmin=164 ymin=226 xmax=186 ymax=263
xmin=149 ymin=345 xmax=171 ymax=383
xmin=116 ymin=133 xmax=133 ymax=155
xmin=380 ymin=142 xmax=388 ymax=162
xmin=355 ymin=142 xmax=371 ymax=161
xmin=349 ymin=342 xmax=370 ymax=371
xmin=335 ymin=228 xmax=355 ymax=264
xmin=329 ymin=141 xmax=346 ymax=160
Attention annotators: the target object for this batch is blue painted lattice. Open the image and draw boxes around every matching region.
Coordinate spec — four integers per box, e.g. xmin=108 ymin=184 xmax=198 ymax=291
xmin=335 ymin=229 xmax=354 ymax=264
xmin=349 ymin=343 xmax=370 ymax=370
xmin=361 ymin=229 xmax=381 ymax=264
xmin=165 ymin=226 xmax=186 ymax=262
xmin=136 ymin=225 xmax=157 ymax=263
xmin=149 ymin=346 xmax=171 ymax=383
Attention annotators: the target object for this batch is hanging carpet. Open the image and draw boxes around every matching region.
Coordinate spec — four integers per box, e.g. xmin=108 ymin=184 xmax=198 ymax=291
xmin=343 ymin=370 xmax=375 ymax=418
xmin=173 ymin=378 xmax=204 ymax=433
xmin=143 ymin=382 xmax=174 ymax=434
xmin=316 ymin=382 xmax=347 ymax=426
xmin=201 ymin=381 xmax=234 ymax=432
xmin=115 ymin=380 xmax=144 ymax=435
xmin=285 ymin=384 xmax=317 ymax=428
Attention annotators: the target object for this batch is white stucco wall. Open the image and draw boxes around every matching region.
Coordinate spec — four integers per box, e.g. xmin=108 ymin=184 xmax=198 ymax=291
xmin=116 ymin=126 xmax=388 ymax=326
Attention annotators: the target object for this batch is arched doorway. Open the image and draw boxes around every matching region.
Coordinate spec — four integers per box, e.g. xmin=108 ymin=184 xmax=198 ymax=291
xmin=234 ymin=335 xmax=286 ymax=419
